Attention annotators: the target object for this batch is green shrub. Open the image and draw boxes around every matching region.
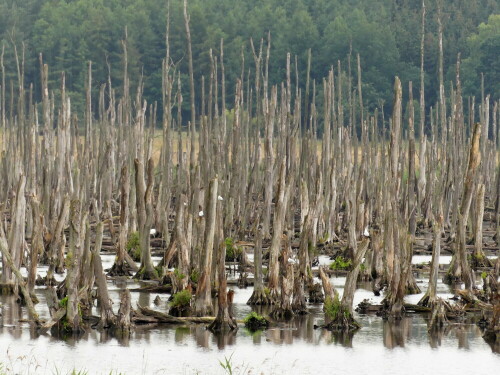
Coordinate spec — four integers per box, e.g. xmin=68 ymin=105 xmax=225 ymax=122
xmin=170 ymin=290 xmax=192 ymax=308
xmin=324 ymin=295 xmax=342 ymax=320
xmin=244 ymin=311 xmax=269 ymax=331
xmin=329 ymin=256 xmax=352 ymax=271
xmin=190 ymin=269 xmax=200 ymax=283
xmin=126 ymin=232 xmax=141 ymax=261
xmin=225 ymin=237 xmax=242 ymax=260
xmin=173 ymin=268 xmax=186 ymax=280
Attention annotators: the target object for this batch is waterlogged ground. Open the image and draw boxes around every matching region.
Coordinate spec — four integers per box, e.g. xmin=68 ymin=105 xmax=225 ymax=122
xmin=0 ymin=255 xmax=499 ymax=374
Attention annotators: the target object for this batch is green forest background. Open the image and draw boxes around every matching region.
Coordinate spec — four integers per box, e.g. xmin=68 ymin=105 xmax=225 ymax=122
xmin=0 ymin=0 xmax=498 ymax=125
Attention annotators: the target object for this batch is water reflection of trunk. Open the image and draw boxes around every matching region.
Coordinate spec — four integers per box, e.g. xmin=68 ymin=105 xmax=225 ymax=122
xmin=174 ymin=326 xmax=191 ymax=343
xmin=214 ymin=330 xmax=237 ymax=349
xmin=138 ymin=292 xmax=151 ymax=310
xmin=428 ymin=325 xmax=450 ymax=349
xmin=194 ymin=325 xmax=210 ymax=348
xmin=251 ymin=330 xmax=263 ymax=345
xmin=455 ymin=326 xmax=469 ymax=349
xmin=383 ymin=318 xmax=411 ymax=349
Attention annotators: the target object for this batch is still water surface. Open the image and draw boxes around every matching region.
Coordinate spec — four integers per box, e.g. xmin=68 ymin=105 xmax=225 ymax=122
xmin=0 ymin=255 xmax=498 ymax=374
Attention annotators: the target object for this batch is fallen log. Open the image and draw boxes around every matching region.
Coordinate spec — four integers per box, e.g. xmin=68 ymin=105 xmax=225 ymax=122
xmin=136 ymin=303 xmax=216 ymax=324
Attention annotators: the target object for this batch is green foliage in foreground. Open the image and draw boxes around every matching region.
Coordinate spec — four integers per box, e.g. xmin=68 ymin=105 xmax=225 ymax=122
xmin=170 ymin=290 xmax=192 ymax=308
xmin=324 ymin=295 xmax=343 ymax=321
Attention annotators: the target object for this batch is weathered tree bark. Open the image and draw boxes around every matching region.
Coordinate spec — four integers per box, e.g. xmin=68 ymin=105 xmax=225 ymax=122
xmin=116 ymin=289 xmax=132 ymax=333
xmin=194 ymin=177 xmax=218 ymax=316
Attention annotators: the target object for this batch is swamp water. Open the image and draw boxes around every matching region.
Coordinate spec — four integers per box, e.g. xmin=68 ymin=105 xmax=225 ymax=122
xmin=0 ymin=255 xmax=499 ymax=374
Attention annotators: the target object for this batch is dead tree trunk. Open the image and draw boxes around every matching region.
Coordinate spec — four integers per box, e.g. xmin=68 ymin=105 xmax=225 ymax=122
xmin=472 ymin=184 xmax=491 ymax=268
xmin=419 ymin=208 xmax=444 ymax=307
xmin=247 ymin=224 xmax=272 ymax=304
xmin=446 ymin=122 xmax=481 ymax=289
xmin=134 ymin=158 xmax=157 ymax=279
xmin=267 ymin=160 xmax=291 ymax=303
xmin=0 ymin=222 xmax=40 ymax=325
xmin=193 ymin=177 xmax=218 ymax=316
xmin=208 ymin=235 xmax=237 ymax=332
xmin=93 ymin=221 xmax=117 ymax=329
xmin=109 ymin=164 xmax=131 ymax=276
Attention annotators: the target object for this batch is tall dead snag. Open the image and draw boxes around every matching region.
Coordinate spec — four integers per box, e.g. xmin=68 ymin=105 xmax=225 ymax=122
xmin=405 ymin=83 xmax=421 ymax=295
xmin=109 ymin=164 xmax=132 ymax=276
xmin=183 ymin=0 xmax=196 ymax=169
xmin=93 ymin=221 xmax=117 ymax=329
xmin=383 ymin=77 xmax=414 ymax=318
xmin=262 ymin=74 xmax=275 ymax=238
xmin=417 ymin=0 xmax=427 ymax=209
xmin=194 ymin=177 xmax=218 ymax=316
xmin=247 ymin=224 xmax=272 ymax=304
xmin=267 ymin=160 xmax=291 ymax=303
xmin=445 ymin=122 xmax=481 ymax=289
xmin=134 ymin=157 xmax=157 ymax=280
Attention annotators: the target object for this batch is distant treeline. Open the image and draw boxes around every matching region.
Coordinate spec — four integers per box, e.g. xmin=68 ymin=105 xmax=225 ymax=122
xmin=0 ymin=0 xmax=498 ymax=129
